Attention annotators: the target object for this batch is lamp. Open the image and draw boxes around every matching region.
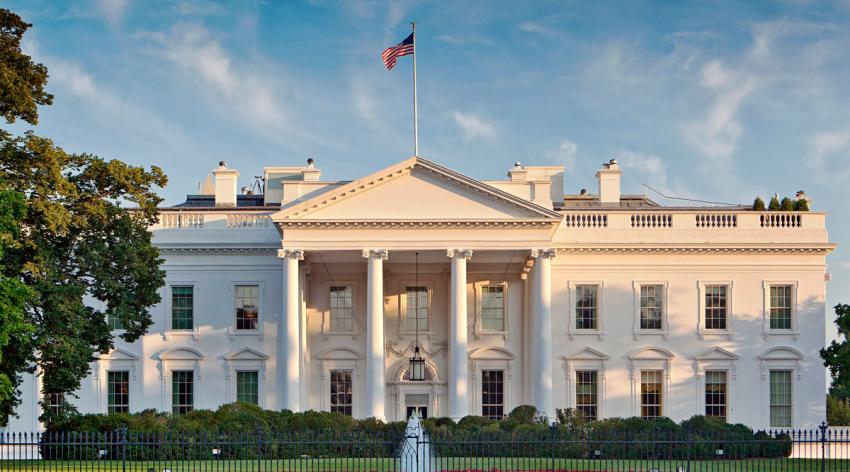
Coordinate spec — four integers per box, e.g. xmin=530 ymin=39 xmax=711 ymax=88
xmin=408 ymin=252 xmax=426 ymax=381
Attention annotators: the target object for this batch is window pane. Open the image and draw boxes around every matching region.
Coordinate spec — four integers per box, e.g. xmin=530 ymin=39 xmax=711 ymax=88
xmin=46 ymin=392 xmax=65 ymax=416
xmin=330 ymin=286 xmax=353 ymax=332
xmin=235 ymin=285 xmax=259 ymax=330
xmin=481 ymin=370 xmax=505 ymax=420
xmin=236 ymin=371 xmax=259 ymax=405
xmin=770 ymin=285 xmax=793 ymax=330
xmin=481 ymin=286 xmax=505 ymax=331
xmin=107 ymin=314 xmax=124 ymax=331
xmin=575 ymin=285 xmax=599 ymax=330
xmin=172 ymin=371 xmax=194 ymax=414
xmin=640 ymin=370 xmax=663 ymax=419
xmin=172 ymin=286 xmax=194 ymax=330
xmin=330 ymin=369 xmax=353 ymax=416
xmin=575 ymin=370 xmax=598 ymax=420
xmin=640 ymin=285 xmax=663 ymax=330
xmin=405 ymin=287 xmax=429 ymax=332
xmin=107 ymin=371 xmax=130 ymax=414
xmin=704 ymin=285 xmax=728 ymax=330
xmin=704 ymin=370 xmax=727 ymax=421
xmin=770 ymin=370 xmax=792 ymax=428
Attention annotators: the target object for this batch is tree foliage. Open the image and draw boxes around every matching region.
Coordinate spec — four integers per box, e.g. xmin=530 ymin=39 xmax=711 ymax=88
xmin=0 ymin=8 xmax=166 ymax=424
xmin=794 ymin=198 xmax=810 ymax=211
xmin=821 ymin=304 xmax=850 ymax=401
xmin=780 ymin=197 xmax=794 ymax=211
xmin=752 ymin=197 xmax=765 ymax=211
xmin=768 ymin=195 xmax=781 ymax=211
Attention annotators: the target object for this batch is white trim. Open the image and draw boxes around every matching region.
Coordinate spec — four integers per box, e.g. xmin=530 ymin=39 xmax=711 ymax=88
xmin=563 ymin=347 xmax=609 ymax=420
xmin=472 ymin=280 xmax=509 ymax=340
xmin=469 ymin=347 xmax=514 ymax=418
xmin=320 ymin=280 xmax=360 ymax=339
xmin=697 ymin=281 xmax=734 ymax=340
xmin=227 ymin=281 xmax=265 ymax=339
xmin=762 ymin=280 xmax=800 ymax=340
xmin=632 ymin=281 xmax=669 ymax=340
xmin=224 ymin=348 xmax=269 ymax=408
xmin=398 ymin=280 xmax=435 ymax=339
xmin=162 ymin=282 xmax=199 ymax=341
xmin=94 ymin=348 xmax=140 ymax=414
xmin=759 ymin=346 xmax=804 ymax=429
xmin=318 ymin=348 xmax=362 ymax=416
xmin=567 ymin=281 xmax=605 ymax=340
xmin=693 ymin=347 xmax=739 ymax=423
xmin=628 ymin=347 xmax=674 ymax=418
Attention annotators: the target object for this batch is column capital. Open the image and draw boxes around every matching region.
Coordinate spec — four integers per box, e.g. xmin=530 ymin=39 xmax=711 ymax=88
xmin=362 ymin=248 xmax=389 ymax=260
xmin=531 ymin=248 xmax=556 ymax=259
xmin=278 ymin=248 xmax=304 ymax=260
xmin=447 ymin=249 xmax=473 ymax=259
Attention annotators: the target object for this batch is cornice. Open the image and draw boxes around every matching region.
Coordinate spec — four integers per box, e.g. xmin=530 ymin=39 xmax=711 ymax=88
xmin=158 ymin=246 xmax=278 ymax=255
xmin=556 ymin=244 xmax=836 ymax=255
xmin=276 ymin=219 xmax=557 ymax=229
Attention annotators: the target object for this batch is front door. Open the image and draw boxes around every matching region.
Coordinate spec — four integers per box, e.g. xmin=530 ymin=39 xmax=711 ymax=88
xmin=405 ymin=393 xmax=429 ymax=419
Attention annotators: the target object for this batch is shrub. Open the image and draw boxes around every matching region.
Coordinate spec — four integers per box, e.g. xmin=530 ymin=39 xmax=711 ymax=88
xmin=794 ymin=198 xmax=810 ymax=211
xmin=828 ymin=395 xmax=850 ymax=425
xmin=753 ymin=197 xmax=766 ymax=211
xmin=780 ymin=197 xmax=794 ymax=211
xmin=768 ymin=195 xmax=781 ymax=210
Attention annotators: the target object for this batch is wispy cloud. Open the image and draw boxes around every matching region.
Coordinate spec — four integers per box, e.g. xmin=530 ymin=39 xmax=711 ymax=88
xmin=95 ymin=0 xmax=130 ymax=27
xmin=452 ymin=111 xmax=495 ymax=142
xmin=812 ymin=129 xmax=850 ymax=156
xmin=517 ymin=20 xmax=559 ymax=38
xmin=547 ymin=139 xmax=578 ymax=172
xmin=616 ymin=150 xmax=669 ymax=188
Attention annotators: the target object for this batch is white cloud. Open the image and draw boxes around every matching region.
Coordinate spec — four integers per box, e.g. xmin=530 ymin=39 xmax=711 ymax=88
xmin=517 ymin=21 xmax=559 ymax=38
xmin=452 ymin=111 xmax=495 ymax=142
xmin=812 ymin=129 xmax=850 ymax=156
xmin=548 ymin=139 xmax=578 ymax=172
xmin=684 ymin=59 xmax=756 ymax=160
xmin=95 ymin=0 xmax=130 ymax=27
xmin=616 ymin=150 xmax=669 ymax=187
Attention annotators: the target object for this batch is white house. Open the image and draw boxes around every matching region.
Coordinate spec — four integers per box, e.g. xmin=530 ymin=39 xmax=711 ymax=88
xmin=4 ymin=156 xmax=836 ymax=430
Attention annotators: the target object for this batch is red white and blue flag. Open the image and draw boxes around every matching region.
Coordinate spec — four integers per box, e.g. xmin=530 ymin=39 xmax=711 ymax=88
xmin=381 ymin=33 xmax=414 ymax=70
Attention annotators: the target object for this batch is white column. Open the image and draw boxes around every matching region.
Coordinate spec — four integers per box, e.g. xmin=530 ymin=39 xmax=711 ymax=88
xmin=448 ymin=249 xmax=473 ymax=420
xmin=532 ymin=249 xmax=555 ymax=420
xmin=278 ymin=248 xmax=304 ymax=411
xmin=363 ymin=249 xmax=388 ymax=420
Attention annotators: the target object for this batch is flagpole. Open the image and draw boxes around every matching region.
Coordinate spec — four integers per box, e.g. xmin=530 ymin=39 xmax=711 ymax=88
xmin=412 ymin=22 xmax=419 ymax=157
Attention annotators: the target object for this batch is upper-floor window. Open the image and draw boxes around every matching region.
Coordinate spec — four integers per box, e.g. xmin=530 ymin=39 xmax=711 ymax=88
xmin=107 ymin=313 xmax=124 ymax=331
xmin=575 ymin=285 xmax=599 ymax=330
xmin=107 ymin=371 xmax=130 ymax=414
xmin=481 ymin=285 xmax=505 ymax=331
xmin=640 ymin=285 xmax=663 ymax=330
xmin=329 ymin=286 xmax=353 ymax=332
xmin=235 ymin=285 xmax=259 ymax=330
xmin=769 ymin=285 xmax=793 ymax=330
xmin=704 ymin=370 xmax=727 ymax=421
xmin=330 ymin=369 xmax=353 ymax=416
xmin=171 ymin=286 xmax=194 ymax=330
xmin=405 ymin=287 xmax=429 ymax=332
xmin=704 ymin=285 xmax=728 ymax=330
xmin=575 ymin=370 xmax=598 ymax=420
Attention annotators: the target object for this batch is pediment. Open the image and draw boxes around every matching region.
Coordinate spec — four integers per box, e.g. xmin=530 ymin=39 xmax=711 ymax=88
xmin=317 ymin=348 xmax=362 ymax=361
xmin=224 ymin=347 xmax=269 ymax=361
xmin=272 ymin=157 xmax=562 ymax=224
xmin=159 ymin=347 xmax=204 ymax=361
xmin=565 ymin=347 xmax=609 ymax=361
xmin=99 ymin=347 xmax=139 ymax=361
xmin=469 ymin=346 xmax=514 ymax=360
xmin=630 ymin=346 xmax=675 ymax=360
xmin=694 ymin=347 xmax=739 ymax=361
xmin=759 ymin=346 xmax=804 ymax=361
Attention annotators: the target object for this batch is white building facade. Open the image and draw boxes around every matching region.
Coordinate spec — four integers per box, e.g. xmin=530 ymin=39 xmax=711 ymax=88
xmin=5 ymin=156 xmax=836 ymax=430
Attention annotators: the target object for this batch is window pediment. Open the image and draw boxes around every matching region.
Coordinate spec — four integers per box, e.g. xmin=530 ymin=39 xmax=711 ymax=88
xmin=630 ymin=347 xmax=674 ymax=360
xmin=99 ymin=347 xmax=139 ymax=361
xmin=565 ymin=347 xmax=609 ymax=361
xmin=759 ymin=346 xmax=804 ymax=361
xmin=469 ymin=346 xmax=514 ymax=361
xmin=694 ymin=346 xmax=739 ymax=361
xmin=224 ymin=347 xmax=269 ymax=361
xmin=317 ymin=348 xmax=363 ymax=361
xmin=159 ymin=347 xmax=205 ymax=361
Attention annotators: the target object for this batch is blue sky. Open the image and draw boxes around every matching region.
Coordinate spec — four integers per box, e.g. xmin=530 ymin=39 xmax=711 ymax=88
xmin=5 ymin=0 xmax=850 ymax=309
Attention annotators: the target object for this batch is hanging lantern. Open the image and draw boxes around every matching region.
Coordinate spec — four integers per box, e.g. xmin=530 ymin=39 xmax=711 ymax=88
xmin=409 ymin=345 xmax=426 ymax=382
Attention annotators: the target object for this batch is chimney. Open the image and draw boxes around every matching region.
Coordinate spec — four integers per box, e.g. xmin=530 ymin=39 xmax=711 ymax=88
xmin=213 ymin=161 xmax=240 ymax=207
xmin=595 ymin=159 xmax=621 ymax=205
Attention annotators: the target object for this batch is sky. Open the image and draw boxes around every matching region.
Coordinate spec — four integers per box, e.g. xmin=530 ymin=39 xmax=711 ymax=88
xmin=4 ymin=0 xmax=850 ymax=309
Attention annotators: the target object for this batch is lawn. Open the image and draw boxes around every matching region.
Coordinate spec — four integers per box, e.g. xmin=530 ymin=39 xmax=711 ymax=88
xmin=0 ymin=457 xmax=843 ymax=472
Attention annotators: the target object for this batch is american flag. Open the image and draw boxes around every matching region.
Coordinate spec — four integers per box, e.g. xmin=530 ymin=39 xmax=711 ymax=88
xmin=381 ymin=33 xmax=414 ymax=70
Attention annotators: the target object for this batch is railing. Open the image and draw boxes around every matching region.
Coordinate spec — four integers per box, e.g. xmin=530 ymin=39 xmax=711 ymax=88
xmin=696 ymin=213 xmax=738 ymax=228
xmin=631 ymin=213 xmax=673 ymax=228
xmin=2 ymin=426 xmax=849 ymax=471
xmin=226 ymin=214 xmax=271 ymax=228
xmin=564 ymin=213 xmax=608 ymax=228
xmin=761 ymin=213 xmax=803 ymax=228
xmin=156 ymin=212 xmax=275 ymax=230
xmin=160 ymin=213 xmax=204 ymax=229
xmin=556 ymin=210 xmax=823 ymax=233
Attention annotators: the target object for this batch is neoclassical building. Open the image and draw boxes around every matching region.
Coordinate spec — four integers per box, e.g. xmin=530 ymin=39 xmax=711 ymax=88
xmin=5 ymin=156 xmax=836 ymax=430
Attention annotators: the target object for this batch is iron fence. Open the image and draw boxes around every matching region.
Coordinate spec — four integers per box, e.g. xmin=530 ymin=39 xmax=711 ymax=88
xmin=1 ymin=425 xmax=850 ymax=471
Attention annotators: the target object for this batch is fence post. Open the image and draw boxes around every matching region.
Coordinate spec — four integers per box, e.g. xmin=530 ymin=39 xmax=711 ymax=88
xmin=685 ymin=432 xmax=692 ymax=472
xmin=820 ymin=421 xmax=829 ymax=472
xmin=120 ymin=426 xmax=127 ymax=472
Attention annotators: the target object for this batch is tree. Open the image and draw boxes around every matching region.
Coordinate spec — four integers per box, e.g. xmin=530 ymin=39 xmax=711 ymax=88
xmin=0 ymin=8 xmax=166 ymax=424
xmin=752 ymin=197 xmax=765 ymax=211
xmin=780 ymin=197 xmax=794 ymax=211
xmin=821 ymin=304 xmax=850 ymax=401
xmin=794 ymin=198 xmax=810 ymax=211
xmin=768 ymin=195 xmax=781 ymax=211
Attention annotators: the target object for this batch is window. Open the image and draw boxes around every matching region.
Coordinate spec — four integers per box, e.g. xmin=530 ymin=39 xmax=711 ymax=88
xmin=405 ymin=287 xmax=428 ymax=332
xmin=640 ymin=285 xmax=663 ymax=330
xmin=575 ymin=370 xmax=598 ymax=420
xmin=107 ymin=371 xmax=129 ymax=414
xmin=769 ymin=285 xmax=793 ymax=330
xmin=107 ymin=314 xmax=124 ymax=331
xmin=481 ymin=286 xmax=505 ymax=331
xmin=46 ymin=392 xmax=65 ymax=415
xmin=481 ymin=370 xmax=505 ymax=419
xmin=329 ymin=369 xmax=353 ymax=416
xmin=640 ymin=370 xmax=663 ymax=419
xmin=235 ymin=285 xmax=259 ymax=330
xmin=770 ymin=370 xmax=792 ymax=428
xmin=329 ymin=286 xmax=353 ymax=332
xmin=171 ymin=286 xmax=194 ymax=330
xmin=171 ymin=371 xmax=194 ymax=414
xmin=575 ymin=285 xmax=599 ymax=330
xmin=236 ymin=371 xmax=259 ymax=405
xmin=704 ymin=285 xmax=728 ymax=330
xmin=704 ymin=370 xmax=727 ymax=421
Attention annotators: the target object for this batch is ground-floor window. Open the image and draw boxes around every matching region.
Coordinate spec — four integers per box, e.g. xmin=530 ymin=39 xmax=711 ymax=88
xmin=575 ymin=370 xmax=598 ymax=420
xmin=704 ymin=370 xmax=727 ymax=421
xmin=172 ymin=370 xmax=194 ymax=414
xmin=46 ymin=392 xmax=65 ymax=415
xmin=236 ymin=371 xmax=259 ymax=405
xmin=640 ymin=370 xmax=663 ymax=419
xmin=770 ymin=370 xmax=792 ymax=428
xmin=481 ymin=369 xmax=505 ymax=420
xmin=107 ymin=371 xmax=129 ymax=414
xmin=330 ymin=369 xmax=353 ymax=416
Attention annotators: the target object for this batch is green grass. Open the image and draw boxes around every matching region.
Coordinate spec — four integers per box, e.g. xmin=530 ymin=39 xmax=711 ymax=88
xmin=0 ymin=457 xmax=844 ymax=472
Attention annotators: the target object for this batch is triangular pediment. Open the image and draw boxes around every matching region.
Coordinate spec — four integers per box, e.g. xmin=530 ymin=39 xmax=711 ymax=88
xmin=99 ymin=347 xmax=139 ymax=361
xmin=224 ymin=347 xmax=269 ymax=361
xmin=565 ymin=347 xmax=609 ymax=361
xmin=272 ymin=157 xmax=562 ymax=223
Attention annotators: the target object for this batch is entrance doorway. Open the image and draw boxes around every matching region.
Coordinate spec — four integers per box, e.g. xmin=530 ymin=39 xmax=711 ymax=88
xmin=405 ymin=393 xmax=429 ymax=419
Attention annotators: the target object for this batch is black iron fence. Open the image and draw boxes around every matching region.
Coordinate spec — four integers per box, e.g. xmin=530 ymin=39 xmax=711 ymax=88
xmin=2 ymin=426 xmax=850 ymax=471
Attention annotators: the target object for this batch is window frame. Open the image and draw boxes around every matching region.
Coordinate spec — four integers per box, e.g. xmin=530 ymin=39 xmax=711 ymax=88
xmin=768 ymin=369 xmax=794 ymax=429
xmin=171 ymin=370 xmax=195 ymax=415
xmin=473 ymin=281 xmax=509 ymax=339
xmin=703 ymin=370 xmax=728 ymax=421
xmin=697 ymin=281 xmax=734 ymax=340
xmin=398 ymin=280 xmax=435 ymax=338
xmin=329 ymin=369 xmax=354 ymax=416
xmin=567 ymin=281 xmax=605 ymax=340
xmin=480 ymin=369 xmax=506 ymax=420
xmin=228 ymin=282 xmax=264 ymax=339
xmin=321 ymin=281 xmax=360 ymax=337
xmin=564 ymin=347 xmax=608 ymax=421
xmin=163 ymin=282 xmax=199 ymax=340
xmin=629 ymin=347 xmax=673 ymax=418
xmin=235 ymin=370 xmax=260 ymax=405
xmin=224 ymin=347 xmax=268 ymax=408
xmin=106 ymin=370 xmax=130 ymax=414
xmin=762 ymin=281 xmax=799 ymax=339
xmin=639 ymin=369 xmax=664 ymax=419
xmin=759 ymin=346 xmax=802 ymax=429
xmin=319 ymin=352 xmax=360 ymax=417
xmin=694 ymin=347 xmax=738 ymax=423
xmin=632 ymin=281 xmax=669 ymax=339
